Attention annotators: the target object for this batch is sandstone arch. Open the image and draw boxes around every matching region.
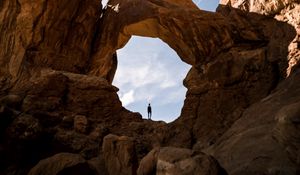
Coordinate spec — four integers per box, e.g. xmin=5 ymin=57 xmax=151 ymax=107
xmin=89 ymin=0 xmax=234 ymax=83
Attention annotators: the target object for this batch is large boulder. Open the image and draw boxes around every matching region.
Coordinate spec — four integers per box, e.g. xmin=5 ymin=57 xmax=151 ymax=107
xmin=28 ymin=153 xmax=96 ymax=175
xmin=207 ymin=69 xmax=300 ymax=174
xmin=156 ymin=147 xmax=227 ymax=175
xmin=102 ymin=134 xmax=138 ymax=175
xmin=274 ymin=101 xmax=300 ymax=166
xmin=19 ymin=69 xmax=123 ymax=119
xmin=137 ymin=147 xmax=160 ymax=175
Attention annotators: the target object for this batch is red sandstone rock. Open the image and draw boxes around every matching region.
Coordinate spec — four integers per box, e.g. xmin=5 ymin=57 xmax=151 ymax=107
xmin=0 ymin=0 xmax=300 ymax=174
xmin=0 ymin=0 xmax=101 ymax=83
xmin=102 ymin=134 xmax=138 ymax=175
xmin=137 ymin=147 xmax=160 ymax=175
xmin=156 ymin=147 xmax=227 ymax=175
xmin=220 ymin=0 xmax=300 ymax=75
xmin=74 ymin=115 xmax=88 ymax=134
xmin=28 ymin=153 xmax=95 ymax=175
xmin=206 ymin=70 xmax=300 ymax=174
xmin=89 ymin=0 xmax=234 ymax=83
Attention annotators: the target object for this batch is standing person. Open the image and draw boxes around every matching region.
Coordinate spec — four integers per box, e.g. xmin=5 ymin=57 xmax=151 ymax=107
xmin=147 ymin=103 xmax=152 ymax=119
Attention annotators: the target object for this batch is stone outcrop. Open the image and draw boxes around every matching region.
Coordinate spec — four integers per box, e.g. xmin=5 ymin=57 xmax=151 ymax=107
xmin=28 ymin=153 xmax=96 ymax=175
xmin=102 ymin=134 xmax=138 ymax=175
xmin=137 ymin=147 xmax=160 ymax=175
xmin=137 ymin=147 xmax=227 ymax=175
xmin=220 ymin=0 xmax=300 ymax=75
xmin=0 ymin=0 xmax=101 ymax=84
xmin=156 ymin=147 xmax=227 ymax=175
xmin=164 ymin=2 xmax=297 ymax=150
xmin=206 ymin=67 xmax=300 ymax=175
xmin=0 ymin=69 xmax=142 ymax=174
xmin=274 ymin=101 xmax=300 ymax=165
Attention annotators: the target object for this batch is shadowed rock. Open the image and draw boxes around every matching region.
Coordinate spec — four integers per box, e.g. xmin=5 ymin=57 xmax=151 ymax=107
xmin=0 ymin=0 xmax=300 ymax=174
xmin=102 ymin=134 xmax=138 ymax=175
xmin=156 ymin=147 xmax=227 ymax=175
xmin=28 ymin=153 xmax=96 ymax=175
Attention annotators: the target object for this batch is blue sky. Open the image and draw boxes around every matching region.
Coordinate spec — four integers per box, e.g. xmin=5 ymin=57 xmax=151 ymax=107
xmin=107 ymin=0 xmax=220 ymax=122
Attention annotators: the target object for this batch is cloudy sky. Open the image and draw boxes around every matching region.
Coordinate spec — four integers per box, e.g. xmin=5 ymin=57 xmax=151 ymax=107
xmin=103 ymin=0 xmax=220 ymax=122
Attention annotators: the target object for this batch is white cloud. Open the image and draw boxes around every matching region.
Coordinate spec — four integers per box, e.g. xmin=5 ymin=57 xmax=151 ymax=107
xmin=120 ymin=90 xmax=135 ymax=106
xmin=112 ymin=36 xmax=191 ymax=121
xmin=102 ymin=0 xmax=109 ymax=7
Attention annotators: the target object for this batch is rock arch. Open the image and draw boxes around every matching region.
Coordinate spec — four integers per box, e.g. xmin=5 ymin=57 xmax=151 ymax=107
xmin=89 ymin=0 xmax=234 ymax=83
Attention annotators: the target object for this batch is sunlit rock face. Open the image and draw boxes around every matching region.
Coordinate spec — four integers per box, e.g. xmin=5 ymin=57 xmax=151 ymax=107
xmin=0 ymin=0 xmax=101 ymax=88
xmin=89 ymin=0 xmax=234 ymax=83
xmin=0 ymin=0 xmax=300 ymax=174
xmin=220 ymin=0 xmax=300 ymax=75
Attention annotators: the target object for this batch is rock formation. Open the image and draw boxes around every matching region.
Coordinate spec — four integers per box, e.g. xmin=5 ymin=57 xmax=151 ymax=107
xmin=206 ymin=69 xmax=300 ymax=174
xmin=28 ymin=153 xmax=96 ymax=175
xmin=156 ymin=147 xmax=226 ymax=175
xmin=102 ymin=134 xmax=138 ymax=175
xmin=0 ymin=0 xmax=299 ymax=174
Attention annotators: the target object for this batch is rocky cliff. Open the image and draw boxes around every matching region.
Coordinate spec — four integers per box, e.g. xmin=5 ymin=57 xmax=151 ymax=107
xmin=0 ymin=0 xmax=299 ymax=175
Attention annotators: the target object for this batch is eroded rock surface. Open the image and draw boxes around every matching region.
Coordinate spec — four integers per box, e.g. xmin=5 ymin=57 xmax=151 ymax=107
xmin=0 ymin=0 xmax=300 ymax=174
xmin=103 ymin=134 xmax=138 ymax=175
xmin=220 ymin=0 xmax=300 ymax=75
xmin=89 ymin=0 xmax=234 ymax=82
xmin=28 ymin=153 xmax=95 ymax=175
xmin=156 ymin=147 xmax=227 ymax=175
xmin=0 ymin=0 xmax=102 ymax=87
xmin=137 ymin=147 xmax=160 ymax=175
xmin=207 ymin=69 xmax=300 ymax=174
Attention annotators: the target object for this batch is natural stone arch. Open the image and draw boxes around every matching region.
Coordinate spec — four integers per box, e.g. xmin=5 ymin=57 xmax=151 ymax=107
xmin=89 ymin=0 xmax=234 ymax=83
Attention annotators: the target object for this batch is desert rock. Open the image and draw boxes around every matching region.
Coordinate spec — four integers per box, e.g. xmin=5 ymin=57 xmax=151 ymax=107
xmin=156 ymin=147 xmax=227 ymax=175
xmin=206 ymin=69 xmax=300 ymax=174
xmin=28 ymin=153 xmax=95 ymax=175
xmin=102 ymin=134 xmax=138 ymax=175
xmin=74 ymin=115 xmax=88 ymax=134
xmin=0 ymin=0 xmax=300 ymax=174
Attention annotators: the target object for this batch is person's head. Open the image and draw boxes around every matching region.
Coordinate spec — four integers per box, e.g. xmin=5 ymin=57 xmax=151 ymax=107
xmin=148 ymin=103 xmax=151 ymax=106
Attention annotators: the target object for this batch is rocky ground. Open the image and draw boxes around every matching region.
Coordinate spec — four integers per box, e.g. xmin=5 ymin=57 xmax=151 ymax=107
xmin=0 ymin=0 xmax=299 ymax=174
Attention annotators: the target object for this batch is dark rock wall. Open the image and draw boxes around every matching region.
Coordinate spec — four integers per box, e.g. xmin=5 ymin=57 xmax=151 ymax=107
xmin=0 ymin=0 xmax=101 ymax=86
xmin=0 ymin=0 xmax=299 ymax=174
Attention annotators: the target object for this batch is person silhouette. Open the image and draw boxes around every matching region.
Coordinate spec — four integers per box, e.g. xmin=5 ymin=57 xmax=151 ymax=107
xmin=147 ymin=103 xmax=152 ymax=119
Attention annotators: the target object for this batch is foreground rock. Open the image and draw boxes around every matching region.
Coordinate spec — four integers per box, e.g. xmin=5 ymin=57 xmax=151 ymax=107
xmin=103 ymin=134 xmax=138 ymax=175
xmin=137 ymin=147 xmax=160 ymax=175
xmin=28 ymin=153 xmax=95 ymax=175
xmin=274 ymin=101 xmax=300 ymax=165
xmin=207 ymin=69 xmax=300 ymax=174
xmin=136 ymin=147 xmax=227 ymax=175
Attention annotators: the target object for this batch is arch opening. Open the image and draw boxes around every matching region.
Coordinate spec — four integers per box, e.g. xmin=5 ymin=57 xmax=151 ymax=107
xmin=112 ymin=36 xmax=191 ymax=123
